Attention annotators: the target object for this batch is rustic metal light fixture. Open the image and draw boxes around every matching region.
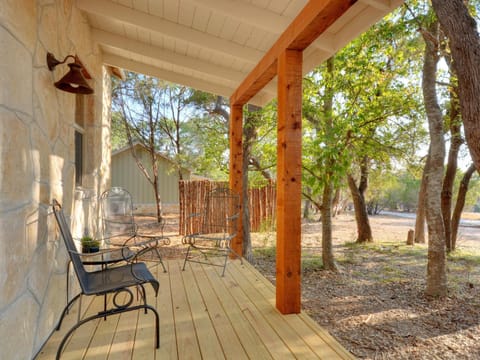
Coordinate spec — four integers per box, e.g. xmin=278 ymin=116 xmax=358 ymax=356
xmin=46 ymin=52 xmax=94 ymax=94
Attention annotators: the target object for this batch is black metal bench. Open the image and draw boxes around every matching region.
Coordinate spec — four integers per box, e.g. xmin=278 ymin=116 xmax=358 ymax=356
xmin=52 ymin=199 xmax=160 ymax=359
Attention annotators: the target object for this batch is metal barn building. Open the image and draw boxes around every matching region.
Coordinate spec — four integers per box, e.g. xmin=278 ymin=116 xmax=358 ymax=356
xmin=111 ymin=143 xmax=190 ymax=206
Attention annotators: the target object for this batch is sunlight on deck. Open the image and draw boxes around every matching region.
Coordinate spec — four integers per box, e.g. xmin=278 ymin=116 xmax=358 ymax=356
xmin=36 ymin=258 xmax=353 ymax=359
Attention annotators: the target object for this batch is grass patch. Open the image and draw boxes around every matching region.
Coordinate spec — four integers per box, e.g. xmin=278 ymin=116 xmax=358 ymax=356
xmin=302 ymin=256 xmax=323 ymax=272
xmin=253 ymin=246 xmax=276 ymax=259
xmin=344 ymin=240 xmax=426 ymax=258
xmin=448 ymin=248 xmax=480 ymax=266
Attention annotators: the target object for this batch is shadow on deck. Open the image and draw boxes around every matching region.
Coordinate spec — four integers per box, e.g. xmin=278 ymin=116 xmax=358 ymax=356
xmin=36 ymin=257 xmax=353 ymax=359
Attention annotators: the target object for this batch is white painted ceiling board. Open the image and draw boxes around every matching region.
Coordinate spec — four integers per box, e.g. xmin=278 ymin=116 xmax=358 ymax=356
xmin=163 ymin=0 xmax=180 ymax=23
xmin=281 ymin=0 xmax=306 ymax=17
xmin=133 ymin=0 xmax=148 ymax=12
xmin=77 ymin=0 xmax=403 ymax=106
xmin=178 ymin=1 xmax=195 ymax=27
xmin=147 ymin=0 xmax=164 ymax=17
xmin=267 ymin=0 xmax=293 ymax=15
xmin=191 ymin=5 xmax=212 ymax=32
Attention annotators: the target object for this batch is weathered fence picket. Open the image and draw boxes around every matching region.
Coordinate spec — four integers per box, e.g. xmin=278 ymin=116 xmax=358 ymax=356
xmin=179 ymin=180 xmax=276 ymax=235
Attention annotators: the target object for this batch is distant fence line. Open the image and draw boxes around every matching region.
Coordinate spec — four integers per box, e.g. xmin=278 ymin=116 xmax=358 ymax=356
xmin=179 ymin=180 xmax=276 ymax=235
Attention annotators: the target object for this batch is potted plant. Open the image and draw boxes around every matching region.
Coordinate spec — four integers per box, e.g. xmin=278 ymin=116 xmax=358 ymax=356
xmin=81 ymin=235 xmax=100 ymax=253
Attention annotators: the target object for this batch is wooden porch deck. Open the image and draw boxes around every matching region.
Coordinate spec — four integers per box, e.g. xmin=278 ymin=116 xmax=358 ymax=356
xmin=36 ymin=258 xmax=354 ymax=359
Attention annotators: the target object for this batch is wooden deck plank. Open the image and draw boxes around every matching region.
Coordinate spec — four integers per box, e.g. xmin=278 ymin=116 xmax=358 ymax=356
xmin=37 ymin=259 xmax=353 ymax=360
xmin=102 ymin=291 xmax=136 ymax=360
xmin=181 ymin=261 xmax=225 ymax=359
xmin=297 ymin=313 xmax=355 ymax=360
xmin=206 ymin=258 xmax=294 ymax=359
xmin=204 ymin=262 xmax=274 ymax=360
xmin=168 ymin=260 xmax=203 ymax=359
xmin=60 ymin=295 xmax=107 ymax=360
xmin=154 ymin=260 xmax=178 ymax=359
xmin=82 ymin=296 xmax=118 ymax=360
xmin=36 ymin=293 xmax=97 ymax=359
xmin=235 ymin=260 xmax=351 ymax=359
xmin=225 ymin=262 xmax=319 ymax=359
xmin=239 ymin=260 xmax=354 ymax=359
xmin=131 ymin=279 xmax=161 ymax=360
xmin=189 ymin=261 xmax=248 ymax=360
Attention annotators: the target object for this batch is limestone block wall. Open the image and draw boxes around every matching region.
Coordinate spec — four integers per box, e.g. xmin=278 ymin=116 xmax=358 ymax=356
xmin=0 ymin=1 xmax=111 ymax=358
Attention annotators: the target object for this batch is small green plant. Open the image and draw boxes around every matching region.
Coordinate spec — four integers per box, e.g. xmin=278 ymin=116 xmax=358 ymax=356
xmin=302 ymin=256 xmax=323 ymax=272
xmin=253 ymin=246 xmax=276 ymax=259
xmin=258 ymin=216 xmax=276 ymax=233
xmin=81 ymin=235 xmax=100 ymax=253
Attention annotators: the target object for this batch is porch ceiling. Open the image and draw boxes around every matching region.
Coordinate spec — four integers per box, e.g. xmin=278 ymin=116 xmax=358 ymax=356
xmin=78 ymin=0 xmax=402 ymax=106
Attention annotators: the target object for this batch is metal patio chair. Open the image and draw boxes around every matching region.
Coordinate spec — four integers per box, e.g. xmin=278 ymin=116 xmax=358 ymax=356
xmin=182 ymin=187 xmax=242 ymax=276
xmin=51 ymin=199 xmax=160 ymax=360
xmin=100 ymin=187 xmax=169 ymax=272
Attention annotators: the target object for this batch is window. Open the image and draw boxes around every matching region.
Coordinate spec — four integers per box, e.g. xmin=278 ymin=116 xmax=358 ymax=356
xmin=75 ymin=130 xmax=83 ymax=186
xmin=74 ymin=95 xmax=86 ymax=187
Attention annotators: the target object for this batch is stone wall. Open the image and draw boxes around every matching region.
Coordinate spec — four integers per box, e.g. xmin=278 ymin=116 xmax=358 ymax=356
xmin=0 ymin=1 xmax=110 ymax=358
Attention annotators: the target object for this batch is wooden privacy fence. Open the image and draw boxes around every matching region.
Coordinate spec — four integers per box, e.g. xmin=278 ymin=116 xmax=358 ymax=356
xmin=179 ymin=180 xmax=276 ymax=235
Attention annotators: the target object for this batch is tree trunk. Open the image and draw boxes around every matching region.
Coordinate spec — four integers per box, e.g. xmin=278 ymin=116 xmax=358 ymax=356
xmin=332 ymin=187 xmax=341 ymax=217
xmin=422 ymin=21 xmax=447 ymax=297
xmin=242 ymin=153 xmax=252 ymax=261
xmin=241 ymin=104 xmax=261 ymax=261
xmin=415 ymin=164 xmax=427 ymax=243
xmin=441 ymin=91 xmax=461 ymax=252
xmin=431 ymin=0 xmax=480 ymax=173
xmin=347 ymin=173 xmax=373 ymax=243
xmin=451 ymin=164 xmax=477 ymax=250
xmin=303 ymin=187 xmax=312 ymax=219
xmin=321 ymin=173 xmax=337 ymax=271
xmin=320 ymin=56 xmax=338 ymax=270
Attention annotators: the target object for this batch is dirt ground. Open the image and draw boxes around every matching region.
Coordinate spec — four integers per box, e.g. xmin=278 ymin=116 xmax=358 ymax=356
xmin=137 ymin=211 xmax=480 ymax=359
xmin=252 ymin=214 xmax=480 ymax=360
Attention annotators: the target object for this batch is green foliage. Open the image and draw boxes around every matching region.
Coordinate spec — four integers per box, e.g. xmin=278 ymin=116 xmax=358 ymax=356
xmin=80 ymin=236 xmax=100 ymax=249
xmin=111 ymin=112 xmax=128 ymax=151
xmin=367 ymin=168 xmax=422 ymax=212
xmin=302 ymin=9 xmax=426 ymax=208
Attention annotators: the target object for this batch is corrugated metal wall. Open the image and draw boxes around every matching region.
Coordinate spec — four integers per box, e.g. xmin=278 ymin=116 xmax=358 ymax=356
xmin=111 ymin=147 xmax=190 ymax=204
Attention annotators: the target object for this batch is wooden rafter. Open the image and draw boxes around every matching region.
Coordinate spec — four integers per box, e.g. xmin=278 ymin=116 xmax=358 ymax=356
xmin=230 ymin=0 xmax=358 ymax=106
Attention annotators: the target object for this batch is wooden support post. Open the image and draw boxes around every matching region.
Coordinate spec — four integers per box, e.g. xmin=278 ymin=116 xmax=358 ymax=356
xmin=276 ymin=49 xmax=302 ymax=314
xmin=229 ymin=104 xmax=244 ymax=257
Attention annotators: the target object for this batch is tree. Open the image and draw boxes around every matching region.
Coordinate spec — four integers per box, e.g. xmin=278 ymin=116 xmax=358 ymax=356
xmin=347 ymin=157 xmax=373 ymax=243
xmin=421 ymin=18 xmax=447 ymax=297
xmin=414 ymin=164 xmax=427 ymax=243
xmin=431 ymin=0 xmax=480 ymax=172
xmin=303 ymin=11 xmax=425 ymax=265
xmin=155 ymin=84 xmax=196 ymax=180
xmin=451 ymin=164 xmax=478 ymax=248
xmin=112 ymin=73 xmax=193 ymax=221
xmin=188 ymin=93 xmax=277 ymax=258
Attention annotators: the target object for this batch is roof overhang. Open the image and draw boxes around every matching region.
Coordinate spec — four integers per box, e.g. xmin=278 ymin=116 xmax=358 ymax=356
xmin=78 ymin=0 xmax=403 ymax=106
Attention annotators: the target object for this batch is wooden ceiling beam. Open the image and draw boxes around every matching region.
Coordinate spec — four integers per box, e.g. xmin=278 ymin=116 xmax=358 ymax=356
xmin=93 ymin=29 xmax=246 ymax=83
xmin=102 ymin=53 xmax=272 ymax=106
xmin=230 ymin=0 xmax=358 ymax=106
xmin=77 ymin=0 xmax=263 ymax=63
xmin=103 ymin=53 xmax=235 ymax=96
